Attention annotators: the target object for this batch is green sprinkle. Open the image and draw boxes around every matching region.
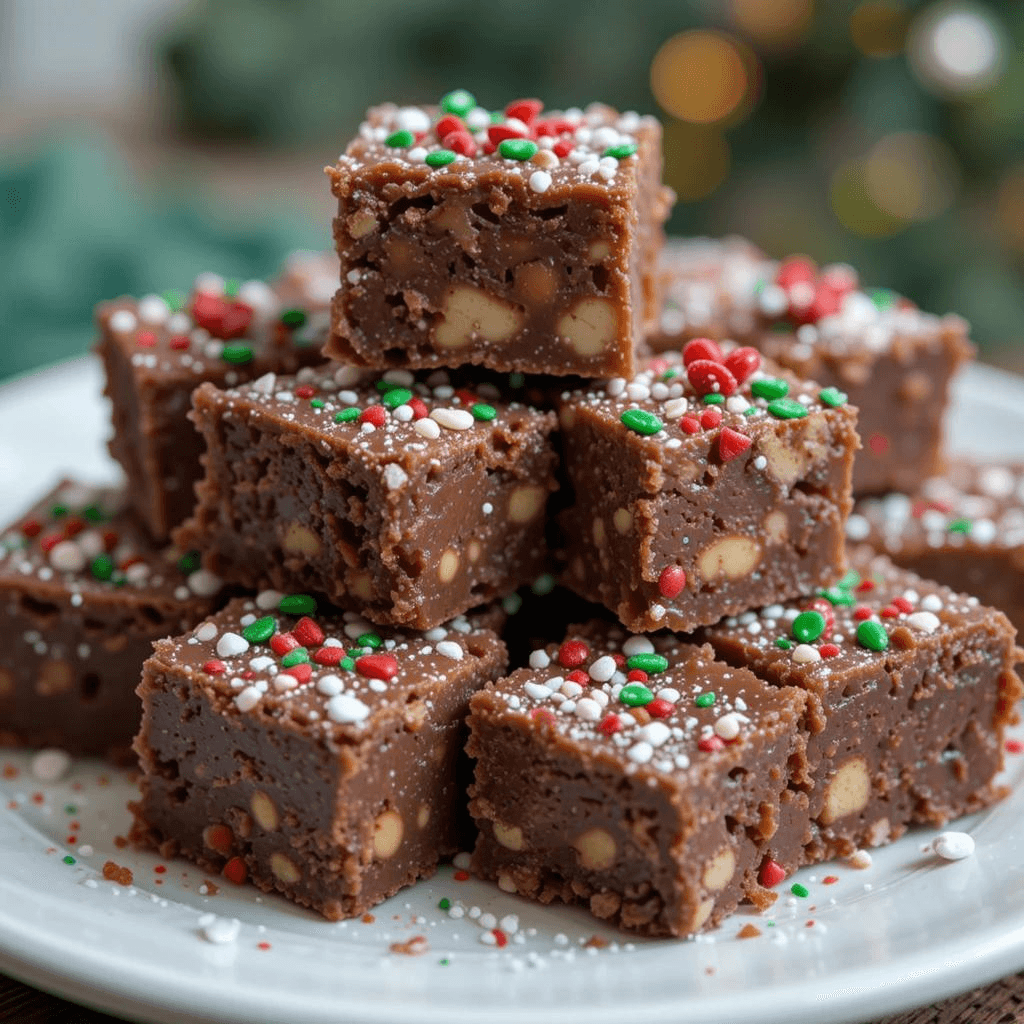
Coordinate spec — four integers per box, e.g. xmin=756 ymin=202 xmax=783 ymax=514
xmin=357 ymin=632 xmax=382 ymax=649
xmin=818 ymin=587 xmax=856 ymax=607
xmin=310 ymin=398 xmax=325 ymax=409
xmin=508 ymin=372 xmax=526 ymax=388
xmin=775 ymin=638 xmax=792 ymax=650
xmin=502 ymin=593 xmax=523 ymax=615
xmin=64 ymin=804 xmax=77 ymax=815
xmin=751 ymin=378 xmax=789 ymax=401
xmin=439 ymin=958 xmax=450 ymax=966
xmin=51 ymin=504 xmax=68 ymax=518
xmin=837 ymin=570 xmax=861 ymax=590
xmin=335 ymin=408 xmax=360 ymax=423
xmin=754 ymin=280 xmax=767 ymax=295
xmin=281 ymin=648 xmax=310 ymax=667
xmin=177 ymin=551 xmax=201 ymax=574
xmin=161 ymin=289 xmax=184 ymax=312
xmin=626 ymin=652 xmax=669 ymax=674
xmin=869 ymin=287 xmax=897 ymax=310
xmin=340 ymin=657 xmax=355 ymax=672
xmin=702 ymin=393 xmax=725 ymax=405
xmin=603 ymin=142 xmax=638 ymax=159
xmin=438 ymin=897 xmax=451 ymax=910
xmin=498 ymin=138 xmax=538 ymax=161
xmin=63 ymin=855 xmax=76 ymax=865
xmin=744 ymin=407 xmax=760 ymax=416
xmin=818 ymin=387 xmax=847 ymax=407
xmin=90 ymin=555 xmax=114 ymax=581
xmin=856 ymin=619 xmax=889 ymax=652
xmin=381 ymin=387 xmax=413 ymax=409
xmin=426 ymin=149 xmax=457 ymax=167
xmin=376 ymin=380 xmax=400 ymax=392
xmin=662 ymin=367 xmax=682 ymax=380
xmin=489 ymin=110 xmax=504 ymax=124
xmin=620 ymin=409 xmax=663 ymax=435
xmin=222 ymin=344 xmax=254 ymax=365
xmin=242 ymin=615 xmax=276 ymax=644
xmin=440 ymin=89 xmax=476 ymax=116
xmin=531 ymin=573 xmax=555 ymax=596
xmin=619 ymin=683 xmax=654 ymax=707
xmin=767 ymin=398 xmax=808 ymax=420
xmin=695 ymin=692 xmax=716 ymax=708
xmin=791 ymin=883 xmax=809 ymax=898
xmin=948 ymin=518 xmax=972 ymax=534
xmin=792 ymin=610 xmax=826 ymax=643
xmin=82 ymin=504 xmax=104 ymax=523
xmin=471 ymin=403 xmax=496 ymax=421
xmin=279 ymin=593 xmax=317 ymax=616
xmin=281 ymin=308 xmax=307 ymax=327
xmin=223 ymin=278 xmax=240 ymax=297
xmin=386 ymin=129 xmax=415 ymax=148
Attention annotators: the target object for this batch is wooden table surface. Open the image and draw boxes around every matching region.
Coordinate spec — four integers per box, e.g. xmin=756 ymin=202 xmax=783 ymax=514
xmin=4 ymin=967 xmax=1024 ymax=1023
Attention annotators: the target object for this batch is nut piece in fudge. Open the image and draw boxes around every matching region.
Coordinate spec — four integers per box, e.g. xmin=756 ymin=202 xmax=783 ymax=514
xmin=699 ymin=551 xmax=1023 ymax=870
xmin=325 ymin=93 xmax=673 ymax=377
xmin=0 ymin=481 xmax=225 ymax=762
xmin=648 ymin=243 xmax=974 ymax=496
xmin=849 ymin=460 xmax=1024 ymax=636
xmin=130 ymin=595 xmax=507 ymax=920
xmin=175 ymin=364 xmax=559 ymax=630
xmin=97 ymin=252 xmax=337 ymax=541
xmin=467 ymin=622 xmax=807 ymax=937
xmin=558 ymin=344 xmax=859 ymax=633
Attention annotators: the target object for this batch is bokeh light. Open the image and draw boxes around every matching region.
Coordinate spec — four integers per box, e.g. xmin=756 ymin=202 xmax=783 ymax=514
xmin=729 ymin=0 xmax=814 ymax=51
xmin=661 ymin=121 xmax=731 ymax=201
xmin=650 ymin=30 xmax=753 ymax=125
xmin=830 ymin=160 xmax=905 ymax=238
xmin=864 ymin=132 xmax=959 ymax=221
xmin=849 ymin=2 xmax=908 ymax=58
xmin=909 ymin=2 xmax=1005 ymax=97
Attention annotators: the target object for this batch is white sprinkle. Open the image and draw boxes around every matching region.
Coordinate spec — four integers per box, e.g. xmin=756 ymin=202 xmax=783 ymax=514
xmin=249 ymin=656 xmax=275 ymax=672
xmin=499 ymin=914 xmax=519 ymax=934
xmin=194 ymin=622 xmax=217 ymax=642
xmin=31 ymin=748 xmax=72 ymax=782
xmin=528 ymin=170 xmax=552 ymax=193
xmin=933 ymin=831 xmax=974 ymax=861
xmin=431 ymin=408 xmax=474 ymax=431
xmin=627 ymin=741 xmax=653 ymax=764
xmin=639 ymin=722 xmax=671 ymax=747
xmin=137 ymin=294 xmax=169 ymax=324
xmin=663 ymin=397 xmax=688 ymax=420
xmin=435 ymin=640 xmax=463 ymax=661
xmin=714 ymin=712 xmax=741 ymax=740
xmin=199 ymin=915 xmax=241 ymax=944
xmin=753 ymin=455 xmax=768 ymax=471
xmin=234 ymin=687 xmax=261 ymax=712
xmin=250 ymin=372 xmax=277 ymax=395
xmin=792 ymin=643 xmax=822 ymax=664
xmin=414 ymin=417 xmax=441 ymax=439
xmin=407 ymin=146 xmax=428 ymax=163
xmin=217 ymin=632 xmax=249 ymax=658
xmin=188 ymin=569 xmax=221 ymax=597
xmin=255 ymin=590 xmax=283 ymax=610
xmin=49 ymin=540 xmax=85 ymax=573
xmin=528 ymin=650 xmax=550 ymax=669
xmin=575 ymin=697 xmax=602 ymax=721
xmin=108 ymin=310 xmax=137 ymax=333
xmin=327 ymin=694 xmax=371 ymax=724
xmin=907 ymin=611 xmax=940 ymax=633
xmin=845 ymin=514 xmax=870 ymax=541
xmin=383 ymin=464 xmax=409 ymax=490
xmin=453 ymin=851 xmax=472 ymax=869
xmin=606 ymin=377 xmax=626 ymax=397
xmin=524 ymin=681 xmax=552 ymax=700
xmin=78 ymin=844 xmax=94 ymax=856
xmin=622 ymin=635 xmax=655 ymax=656
xmin=589 ymin=655 xmax=617 ymax=682
xmin=656 ymin=687 xmax=680 ymax=703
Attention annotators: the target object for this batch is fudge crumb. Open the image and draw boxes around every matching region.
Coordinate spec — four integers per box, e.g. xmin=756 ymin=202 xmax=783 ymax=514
xmin=748 ymin=887 xmax=778 ymax=911
xmin=847 ymin=849 xmax=872 ymax=869
xmin=737 ymin=924 xmax=762 ymax=939
xmin=704 ymin=966 xmax=716 ymax=975
xmin=584 ymin=935 xmax=608 ymax=949
xmin=390 ymin=935 xmax=429 ymax=956
xmin=361 ymin=913 xmax=375 ymax=924
xmin=102 ymin=861 xmax=133 ymax=886
xmin=114 ymin=835 xmax=129 ymax=849
xmin=199 ymin=879 xmax=220 ymax=896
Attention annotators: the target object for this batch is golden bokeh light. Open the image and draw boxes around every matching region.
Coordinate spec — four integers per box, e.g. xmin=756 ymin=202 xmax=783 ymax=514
xmin=864 ymin=133 xmax=959 ymax=221
xmin=651 ymin=31 xmax=752 ymax=126
xmin=996 ymin=166 xmax=1024 ymax=252
xmin=830 ymin=160 xmax=904 ymax=238
xmin=850 ymin=2 xmax=909 ymax=58
xmin=662 ymin=120 xmax=731 ymax=201
xmin=730 ymin=0 xmax=814 ymax=51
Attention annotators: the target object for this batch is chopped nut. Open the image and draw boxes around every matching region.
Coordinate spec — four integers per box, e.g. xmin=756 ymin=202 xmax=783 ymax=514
xmin=270 ymin=852 xmax=301 ymax=883
xmin=557 ymin=297 xmax=616 ymax=356
xmin=763 ymin=509 xmax=789 ymax=545
xmin=37 ymin=659 xmax=73 ymax=696
xmin=250 ymin=792 xmax=279 ymax=832
xmin=438 ymin=548 xmax=460 ymax=583
xmin=820 ymin=756 xmax=870 ymax=824
xmin=514 ymin=262 xmax=557 ymax=304
xmin=416 ymin=804 xmax=431 ymax=829
xmin=592 ymin=517 xmax=606 ymax=547
xmin=689 ymin=896 xmax=715 ymax=933
xmin=434 ymin=285 xmax=524 ymax=350
xmin=701 ymin=846 xmax=736 ymax=892
xmin=492 ymin=821 xmax=525 ymax=851
xmin=587 ymin=239 xmax=611 ymax=263
xmin=347 ymin=209 xmax=378 ymax=239
xmin=573 ymin=827 xmax=616 ymax=870
xmin=349 ymin=570 xmax=373 ymax=600
xmin=696 ymin=536 xmax=762 ymax=583
xmin=373 ymin=809 xmax=404 ymax=859
xmin=283 ymin=522 xmax=322 ymax=557
xmin=613 ymin=508 xmax=633 ymax=534
xmin=508 ymin=485 xmax=546 ymax=524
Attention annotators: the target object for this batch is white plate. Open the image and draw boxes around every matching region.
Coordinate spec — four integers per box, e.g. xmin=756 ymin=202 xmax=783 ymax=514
xmin=2 ymin=356 xmax=1024 ymax=1024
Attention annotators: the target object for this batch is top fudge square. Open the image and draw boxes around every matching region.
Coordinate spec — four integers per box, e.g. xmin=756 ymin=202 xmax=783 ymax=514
xmin=325 ymin=92 xmax=672 ymax=377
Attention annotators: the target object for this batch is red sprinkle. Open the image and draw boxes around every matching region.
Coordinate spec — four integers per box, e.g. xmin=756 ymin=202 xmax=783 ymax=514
xmin=759 ymin=859 xmax=787 ymax=888
xmin=203 ymin=824 xmax=233 ymax=855
xmin=723 ymin=346 xmax=761 ymax=384
xmin=191 ymin=293 xmax=253 ymax=340
xmin=880 ymin=606 xmax=900 ymax=619
xmin=257 ymin=942 xmax=272 ymax=951
xmin=154 ymin=864 xmax=167 ymax=874
xmin=868 ymin=433 xmax=890 ymax=455
xmin=505 ymin=98 xmax=543 ymax=124
xmin=700 ymin=407 xmax=723 ymax=430
xmin=647 ymin=698 xmax=674 ymax=719
xmin=626 ymin=669 xmax=648 ymax=683
xmin=21 ymin=519 xmax=42 ymax=538
xmin=270 ymin=633 xmax=300 ymax=656
xmin=819 ymin=643 xmax=840 ymax=658
xmin=822 ymin=875 xmax=839 ymax=885
xmin=453 ymin=869 xmax=470 ymax=882
xmin=1006 ymin=739 xmax=1024 ymax=754
xmin=445 ymin=130 xmax=477 ymax=157
xmin=856 ymin=580 xmax=877 ymax=592
xmin=360 ymin=405 xmax=388 ymax=428
xmin=39 ymin=533 xmax=61 ymax=553
xmin=807 ymin=597 xmax=835 ymax=637
xmin=552 ymin=139 xmax=574 ymax=157
xmin=136 ymin=330 xmax=157 ymax=348
xmin=294 ymin=384 xmax=317 ymax=399
xmin=853 ymin=605 xmax=873 ymax=621
xmin=658 ymin=564 xmax=687 ymax=599
xmin=408 ymin=397 xmax=429 ymax=420
xmin=775 ymin=255 xmax=816 ymax=289
xmin=292 ymin=616 xmax=325 ymax=647
xmin=598 ymin=713 xmax=622 ymax=735
xmin=313 ymin=646 xmax=345 ymax=666
xmin=281 ymin=663 xmax=313 ymax=684
xmin=611 ymin=653 xmax=626 ymax=667
xmin=222 ymin=857 xmax=247 ymax=885
xmin=488 ymin=123 xmax=527 ymax=144
xmin=687 ymin=359 xmax=737 ymax=397
xmin=891 ymin=596 xmax=914 ymax=614
xmin=534 ymin=117 xmax=574 ymax=137
xmin=698 ymin=735 xmax=725 ymax=753
xmin=682 ymin=337 xmax=724 ymax=366
xmin=492 ymin=928 xmax=509 ymax=948
xmin=355 ymin=653 xmax=398 ymax=680
xmin=169 ymin=335 xmax=190 ymax=350
xmin=203 ymin=659 xmax=227 ymax=675
xmin=680 ymin=414 xmax=701 ymax=435
xmin=558 ymin=639 xmax=590 ymax=668
xmin=530 ymin=707 xmax=557 ymax=727
xmin=435 ymin=114 xmax=464 ymax=139
xmin=718 ymin=427 xmax=751 ymax=462
xmin=566 ymin=669 xmax=590 ymax=686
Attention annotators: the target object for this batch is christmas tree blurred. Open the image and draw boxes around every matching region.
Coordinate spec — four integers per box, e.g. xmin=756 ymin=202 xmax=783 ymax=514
xmin=161 ymin=0 xmax=1024 ymax=353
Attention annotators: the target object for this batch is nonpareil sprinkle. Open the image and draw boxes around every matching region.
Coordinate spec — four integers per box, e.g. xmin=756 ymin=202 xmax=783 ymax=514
xmin=279 ymin=594 xmax=317 ymax=616
xmin=856 ymin=620 xmax=889 ymax=651
xmin=335 ymin=408 xmax=360 ymax=423
xmin=791 ymin=883 xmax=809 ymax=898
xmin=751 ymin=378 xmax=789 ymax=400
xmin=767 ymin=397 xmax=808 ymax=420
xmin=626 ymin=652 xmax=669 ymax=674
xmin=695 ymin=692 xmax=715 ymax=708
xmin=620 ymin=409 xmax=663 ymax=436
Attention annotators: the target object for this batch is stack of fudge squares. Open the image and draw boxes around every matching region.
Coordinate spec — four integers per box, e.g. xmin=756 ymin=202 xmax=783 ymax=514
xmin=2 ymin=92 xmax=1023 ymax=940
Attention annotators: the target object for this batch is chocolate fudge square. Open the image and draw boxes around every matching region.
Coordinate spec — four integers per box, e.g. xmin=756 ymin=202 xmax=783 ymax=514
xmin=0 ymin=481 xmax=224 ymax=762
xmin=849 ymin=460 xmax=1024 ymax=635
xmin=325 ymin=93 xmax=673 ymax=377
xmin=131 ymin=595 xmax=507 ymax=920
xmin=648 ymin=240 xmax=974 ymax=495
xmin=175 ymin=364 xmax=559 ymax=630
xmin=468 ymin=622 xmax=807 ymax=937
xmin=699 ymin=551 xmax=1023 ymax=869
xmin=558 ymin=347 xmax=859 ymax=633
xmin=97 ymin=253 xmax=336 ymax=541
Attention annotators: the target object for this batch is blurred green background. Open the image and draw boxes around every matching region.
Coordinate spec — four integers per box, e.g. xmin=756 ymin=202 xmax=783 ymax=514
xmin=1 ymin=0 xmax=1022 ymax=380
